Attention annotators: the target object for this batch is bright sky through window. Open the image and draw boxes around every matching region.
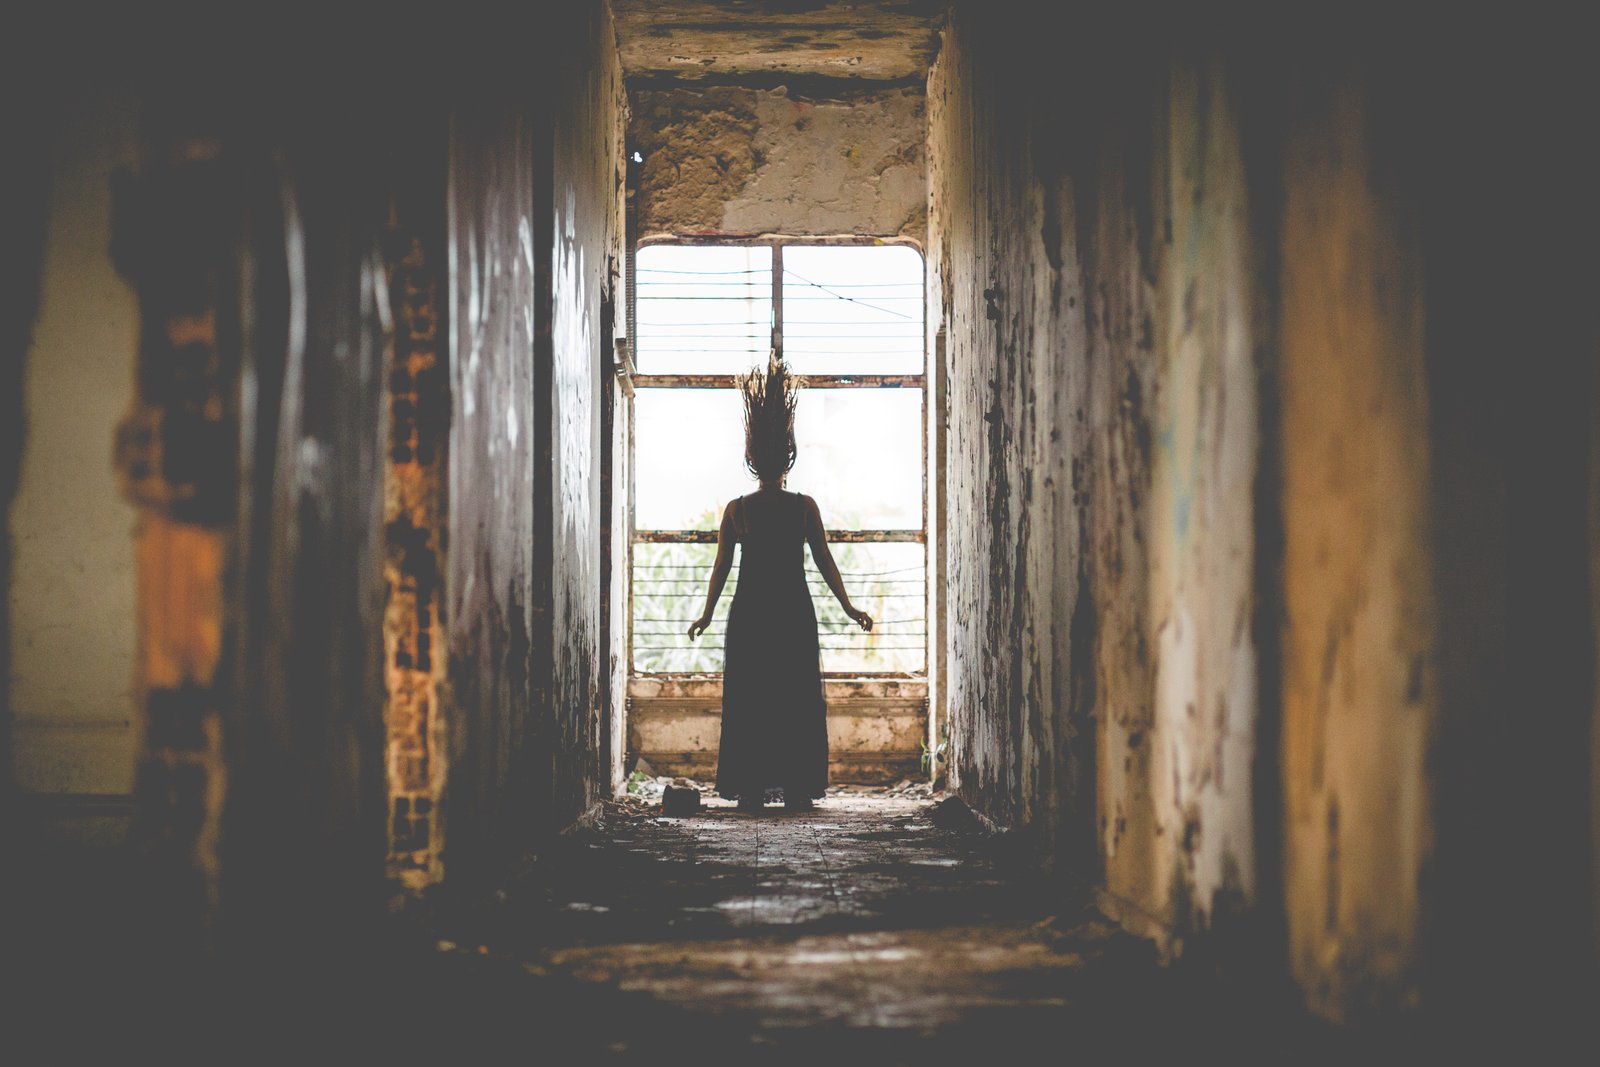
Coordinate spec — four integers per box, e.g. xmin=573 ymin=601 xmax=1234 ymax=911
xmin=631 ymin=242 xmax=926 ymax=675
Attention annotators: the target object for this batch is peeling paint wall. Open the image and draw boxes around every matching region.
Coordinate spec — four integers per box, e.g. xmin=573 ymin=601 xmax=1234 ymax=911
xmin=631 ymin=84 xmax=925 ymax=238
xmin=549 ymin=0 xmax=628 ymax=818
xmin=930 ymin=7 xmax=1599 ymax=1023
xmin=928 ymin=18 xmax=1260 ymax=951
xmin=447 ymin=100 xmax=540 ymax=878
xmin=446 ymin=1 xmax=626 ymax=876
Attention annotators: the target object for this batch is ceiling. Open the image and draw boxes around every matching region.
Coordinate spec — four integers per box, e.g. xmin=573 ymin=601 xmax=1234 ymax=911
xmin=612 ymin=1 xmax=945 ymax=82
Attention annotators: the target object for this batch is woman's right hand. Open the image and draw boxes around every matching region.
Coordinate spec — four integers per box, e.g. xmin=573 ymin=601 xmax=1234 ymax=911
xmin=847 ymin=607 xmax=874 ymax=632
xmin=687 ymin=614 xmax=713 ymax=640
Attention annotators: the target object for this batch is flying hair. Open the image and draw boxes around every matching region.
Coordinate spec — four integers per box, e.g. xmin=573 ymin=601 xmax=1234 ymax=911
xmin=739 ymin=355 xmax=801 ymax=484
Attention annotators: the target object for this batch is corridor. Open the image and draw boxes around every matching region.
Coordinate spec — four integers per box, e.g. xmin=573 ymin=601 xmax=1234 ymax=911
xmin=5 ymin=1 xmax=1599 ymax=1060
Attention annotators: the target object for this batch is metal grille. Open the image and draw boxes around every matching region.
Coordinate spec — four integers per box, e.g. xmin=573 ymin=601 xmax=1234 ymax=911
xmin=631 ymin=542 xmax=926 ymax=674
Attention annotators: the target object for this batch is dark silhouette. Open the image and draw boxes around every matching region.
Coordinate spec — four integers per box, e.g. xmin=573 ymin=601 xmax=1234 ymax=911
xmin=688 ymin=358 xmax=872 ymax=813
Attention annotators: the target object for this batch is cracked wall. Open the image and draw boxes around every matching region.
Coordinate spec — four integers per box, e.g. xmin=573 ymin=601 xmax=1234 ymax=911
xmin=631 ymin=84 xmax=925 ymax=239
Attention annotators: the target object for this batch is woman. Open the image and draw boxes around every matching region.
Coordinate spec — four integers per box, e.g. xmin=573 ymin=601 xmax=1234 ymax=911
xmin=686 ymin=358 xmax=873 ymax=813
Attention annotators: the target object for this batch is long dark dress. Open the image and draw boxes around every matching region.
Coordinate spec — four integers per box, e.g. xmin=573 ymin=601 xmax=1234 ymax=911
xmin=716 ymin=491 xmax=829 ymax=801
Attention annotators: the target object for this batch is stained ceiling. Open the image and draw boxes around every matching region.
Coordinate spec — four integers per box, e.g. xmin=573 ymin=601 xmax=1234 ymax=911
xmin=612 ymin=1 xmax=945 ymax=82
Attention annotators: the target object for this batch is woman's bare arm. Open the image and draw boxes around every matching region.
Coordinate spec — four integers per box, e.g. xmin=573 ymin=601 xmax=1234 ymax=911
xmin=688 ymin=502 xmax=739 ymax=639
xmin=802 ymin=496 xmax=873 ymax=632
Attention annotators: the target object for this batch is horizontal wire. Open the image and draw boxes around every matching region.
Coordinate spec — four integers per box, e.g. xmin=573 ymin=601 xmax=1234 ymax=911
xmin=641 ymin=321 xmax=920 ymax=329
xmin=633 ymin=356 xmax=915 ymax=361
xmin=634 ymin=592 xmax=923 ymax=598
xmin=633 ymin=617 xmax=927 ymax=625
xmin=636 ymin=267 xmax=768 ymax=276
xmin=636 ymin=647 xmax=926 ymax=653
xmin=781 ymin=280 xmax=923 ymax=289
xmin=634 ymin=590 xmax=923 ymax=599
xmin=633 ymin=570 xmax=926 ymax=577
xmin=636 ymin=294 xmax=919 ymax=301
xmin=634 ymin=628 xmax=925 ymax=634
xmin=635 ymin=573 xmax=927 ymax=582
xmin=782 ymin=269 xmax=919 ymax=321
xmin=635 ymin=647 xmax=926 ymax=652
xmin=637 ymin=593 xmax=927 ymax=599
xmin=634 ymin=632 xmax=927 ymax=637
xmin=638 ymin=279 xmax=917 ymax=287
xmin=636 ymin=647 xmax=926 ymax=652
xmin=635 ymin=565 xmax=925 ymax=574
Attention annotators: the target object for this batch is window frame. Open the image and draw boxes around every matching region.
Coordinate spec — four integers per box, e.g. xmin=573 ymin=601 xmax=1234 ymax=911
xmin=628 ymin=236 xmax=928 ymax=679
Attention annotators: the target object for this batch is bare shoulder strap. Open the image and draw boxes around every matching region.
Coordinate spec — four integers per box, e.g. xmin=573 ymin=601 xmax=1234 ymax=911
xmin=730 ymin=494 xmax=749 ymax=539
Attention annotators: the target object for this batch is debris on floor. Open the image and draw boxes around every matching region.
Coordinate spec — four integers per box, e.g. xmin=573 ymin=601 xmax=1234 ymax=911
xmin=928 ymin=794 xmax=990 ymax=834
xmin=661 ymin=782 xmax=701 ymax=816
xmin=426 ymin=791 xmax=1300 ymax=1059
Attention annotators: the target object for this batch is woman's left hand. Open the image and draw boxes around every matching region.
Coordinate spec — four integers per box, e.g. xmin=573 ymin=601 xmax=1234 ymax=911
xmin=687 ymin=614 xmax=713 ymax=640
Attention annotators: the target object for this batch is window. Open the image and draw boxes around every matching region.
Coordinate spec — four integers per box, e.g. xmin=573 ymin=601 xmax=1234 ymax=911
xmin=630 ymin=241 xmax=926 ymax=676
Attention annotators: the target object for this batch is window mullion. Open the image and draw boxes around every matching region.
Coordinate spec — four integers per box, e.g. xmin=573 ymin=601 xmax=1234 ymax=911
xmin=771 ymin=242 xmax=783 ymax=363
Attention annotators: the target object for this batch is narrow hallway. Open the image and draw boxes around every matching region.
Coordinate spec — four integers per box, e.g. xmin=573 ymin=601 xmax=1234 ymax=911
xmin=6 ymin=3 xmax=1599 ymax=1062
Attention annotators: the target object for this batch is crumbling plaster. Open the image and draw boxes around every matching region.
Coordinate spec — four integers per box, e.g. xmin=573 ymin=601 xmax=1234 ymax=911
xmin=631 ymin=85 xmax=925 ymax=238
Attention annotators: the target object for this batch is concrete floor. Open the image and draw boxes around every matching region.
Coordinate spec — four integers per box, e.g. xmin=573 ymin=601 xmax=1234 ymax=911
xmin=516 ymin=791 xmax=1149 ymax=1047
xmin=12 ymin=789 xmax=1485 ymax=1064
xmin=417 ymin=787 xmax=1328 ymax=1063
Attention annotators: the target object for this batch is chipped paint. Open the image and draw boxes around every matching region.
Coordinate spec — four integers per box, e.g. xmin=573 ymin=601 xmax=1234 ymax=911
xmin=927 ymin=20 xmax=1259 ymax=965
